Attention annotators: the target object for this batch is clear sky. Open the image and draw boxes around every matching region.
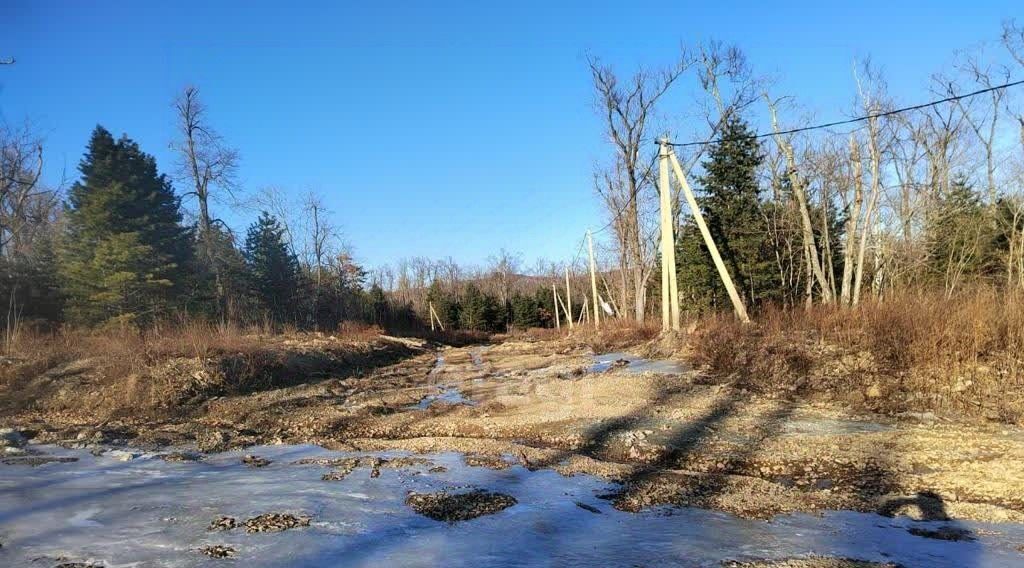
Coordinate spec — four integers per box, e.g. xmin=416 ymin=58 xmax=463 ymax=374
xmin=2 ymin=0 xmax=1019 ymax=269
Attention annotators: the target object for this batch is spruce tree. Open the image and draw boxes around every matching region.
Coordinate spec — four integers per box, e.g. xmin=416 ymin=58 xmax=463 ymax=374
xmin=60 ymin=126 xmax=192 ymax=325
xmin=510 ymin=293 xmax=540 ymax=329
xmin=925 ymin=175 xmax=990 ymax=285
xmin=459 ymin=283 xmax=497 ymax=331
xmin=676 ymin=115 xmax=777 ymax=310
xmin=426 ymin=280 xmax=460 ymax=330
xmin=244 ymin=212 xmax=300 ymax=323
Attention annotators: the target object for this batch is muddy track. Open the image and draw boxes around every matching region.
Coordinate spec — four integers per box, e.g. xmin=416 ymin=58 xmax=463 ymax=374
xmin=7 ymin=334 xmax=1024 ymax=522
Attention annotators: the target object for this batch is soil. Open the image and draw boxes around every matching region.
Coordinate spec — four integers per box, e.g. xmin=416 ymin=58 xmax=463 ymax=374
xmin=241 ymin=454 xmax=272 ymax=467
xmin=242 ymin=513 xmax=311 ymax=533
xmin=405 ymin=489 xmax=518 ymax=522
xmin=722 ymin=559 xmax=903 ymax=568
xmin=207 ymin=516 xmax=238 ymax=531
xmin=199 ymin=544 xmax=236 ymax=558
xmin=3 ymin=332 xmax=1024 ymax=523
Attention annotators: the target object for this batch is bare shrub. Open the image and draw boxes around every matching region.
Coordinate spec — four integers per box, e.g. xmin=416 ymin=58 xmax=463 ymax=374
xmin=688 ymin=288 xmax=1024 ymax=422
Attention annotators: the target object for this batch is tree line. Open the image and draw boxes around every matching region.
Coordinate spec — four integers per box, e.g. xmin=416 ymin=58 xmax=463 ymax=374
xmin=0 ymin=91 xmax=421 ymax=332
xmin=591 ymin=22 xmax=1024 ymax=318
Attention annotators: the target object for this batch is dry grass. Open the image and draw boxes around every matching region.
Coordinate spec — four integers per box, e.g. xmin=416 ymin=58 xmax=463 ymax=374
xmin=0 ymin=320 xmax=389 ymax=420
xmin=688 ymin=288 xmax=1024 ymax=423
xmin=516 ymin=318 xmax=661 ymax=352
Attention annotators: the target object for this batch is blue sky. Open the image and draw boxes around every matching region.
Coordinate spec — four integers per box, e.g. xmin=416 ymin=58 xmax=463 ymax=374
xmin=2 ymin=0 xmax=1019 ymax=268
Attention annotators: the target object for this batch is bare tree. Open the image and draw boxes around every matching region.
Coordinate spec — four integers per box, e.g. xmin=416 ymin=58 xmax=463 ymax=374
xmin=765 ymin=95 xmax=834 ymax=304
xmin=952 ymin=50 xmax=1009 ymax=204
xmin=0 ymin=123 xmax=53 ymax=258
xmin=172 ymin=86 xmax=239 ymax=318
xmin=589 ymin=53 xmax=689 ymax=321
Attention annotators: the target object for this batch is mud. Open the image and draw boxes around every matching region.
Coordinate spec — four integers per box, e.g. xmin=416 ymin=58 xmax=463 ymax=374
xmin=242 ymin=454 xmax=272 ymax=467
xmin=723 ymin=559 xmax=903 ymax=568
xmin=207 ymin=516 xmax=238 ymax=531
xmin=405 ymin=489 xmax=518 ymax=522
xmin=200 ymin=544 xmax=236 ymax=558
xmin=242 ymin=513 xmax=312 ymax=533
xmin=3 ymin=333 xmax=1024 ymax=526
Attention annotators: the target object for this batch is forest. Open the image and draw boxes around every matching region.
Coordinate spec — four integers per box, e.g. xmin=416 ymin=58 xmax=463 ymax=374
xmin=3 ymin=23 xmax=1024 ymax=341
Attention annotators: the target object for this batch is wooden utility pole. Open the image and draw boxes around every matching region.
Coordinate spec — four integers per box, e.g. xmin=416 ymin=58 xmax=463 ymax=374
xmin=564 ymin=267 xmax=574 ymax=329
xmin=428 ymin=302 xmax=445 ymax=331
xmin=667 ymin=147 xmax=751 ymax=323
xmin=586 ymin=230 xmax=600 ymax=328
xmin=658 ymin=139 xmax=681 ymax=331
xmin=551 ymin=284 xmax=561 ymax=329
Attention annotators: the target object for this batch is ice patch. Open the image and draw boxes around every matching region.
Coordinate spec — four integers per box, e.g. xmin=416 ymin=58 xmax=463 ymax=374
xmin=591 ymin=352 xmax=689 ymax=375
xmin=1 ymin=444 xmax=1022 ymax=567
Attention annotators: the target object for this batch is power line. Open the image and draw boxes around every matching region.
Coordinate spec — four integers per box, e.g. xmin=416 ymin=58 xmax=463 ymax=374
xmin=581 ymin=77 xmax=1024 ymax=263
xmin=663 ymin=78 xmax=1024 ymax=148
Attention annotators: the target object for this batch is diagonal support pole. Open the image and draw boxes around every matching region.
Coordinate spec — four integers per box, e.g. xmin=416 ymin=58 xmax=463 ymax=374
xmin=667 ymin=146 xmax=751 ymax=323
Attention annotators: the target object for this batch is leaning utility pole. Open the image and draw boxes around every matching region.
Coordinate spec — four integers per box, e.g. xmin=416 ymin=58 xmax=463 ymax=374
xmin=551 ymin=284 xmax=561 ymax=330
xmin=666 ymin=144 xmax=751 ymax=323
xmin=564 ymin=267 xmax=574 ymax=329
xmin=586 ymin=230 xmax=601 ymax=328
xmin=657 ymin=139 xmax=681 ymax=331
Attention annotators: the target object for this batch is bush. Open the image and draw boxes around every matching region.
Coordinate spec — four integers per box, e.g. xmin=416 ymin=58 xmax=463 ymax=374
xmin=687 ymin=288 xmax=1024 ymax=423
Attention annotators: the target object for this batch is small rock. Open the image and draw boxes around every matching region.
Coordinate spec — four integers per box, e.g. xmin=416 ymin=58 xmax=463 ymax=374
xmin=207 ymin=516 xmax=238 ymax=531
xmin=198 ymin=430 xmax=231 ymax=453
xmin=200 ymin=545 xmax=236 ymax=558
xmin=243 ymin=513 xmax=311 ymax=533
xmin=242 ymin=455 xmax=272 ymax=468
xmin=0 ymin=427 xmax=27 ymax=448
xmin=865 ymin=384 xmax=882 ymax=398
xmin=106 ymin=449 xmax=140 ymax=462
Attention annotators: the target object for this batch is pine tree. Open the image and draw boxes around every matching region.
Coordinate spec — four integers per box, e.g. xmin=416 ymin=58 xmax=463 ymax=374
xmin=676 ymin=115 xmax=777 ymax=310
xmin=366 ymin=283 xmax=389 ymax=325
xmin=59 ymin=126 xmax=192 ymax=326
xmin=425 ymin=280 xmax=460 ymax=329
xmin=510 ymin=293 xmax=540 ymax=329
xmin=459 ymin=283 xmax=497 ymax=331
xmin=188 ymin=224 xmax=250 ymax=320
xmin=244 ymin=212 xmax=300 ymax=323
xmin=925 ymin=175 xmax=990 ymax=287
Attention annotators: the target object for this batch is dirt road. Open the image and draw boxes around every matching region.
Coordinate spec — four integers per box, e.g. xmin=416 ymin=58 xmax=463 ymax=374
xmin=9 ymin=334 xmax=1024 ymax=523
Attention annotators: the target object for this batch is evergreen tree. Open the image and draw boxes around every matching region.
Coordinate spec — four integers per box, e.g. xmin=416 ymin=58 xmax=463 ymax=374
xmin=510 ymin=293 xmax=540 ymax=329
xmin=676 ymin=115 xmax=777 ymax=310
xmin=426 ymin=280 xmax=460 ymax=329
xmin=925 ymin=175 xmax=990 ymax=286
xmin=459 ymin=283 xmax=497 ymax=331
xmin=188 ymin=224 xmax=250 ymax=320
xmin=532 ymin=285 xmax=556 ymax=327
xmin=366 ymin=283 xmax=389 ymax=325
xmin=244 ymin=211 xmax=300 ymax=323
xmin=59 ymin=126 xmax=192 ymax=326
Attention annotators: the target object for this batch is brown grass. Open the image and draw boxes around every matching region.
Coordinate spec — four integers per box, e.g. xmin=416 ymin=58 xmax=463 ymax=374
xmin=688 ymin=288 xmax=1024 ymax=423
xmin=0 ymin=320 xmax=390 ymax=421
xmin=513 ymin=318 xmax=661 ymax=352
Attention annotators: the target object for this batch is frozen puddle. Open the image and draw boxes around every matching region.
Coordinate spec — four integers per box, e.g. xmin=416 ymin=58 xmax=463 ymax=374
xmin=412 ymin=385 xmax=476 ymax=409
xmin=2 ymin=445 xmax=1024 ymax=567
xmin=591 ymin=351 xmax=689 ymax=375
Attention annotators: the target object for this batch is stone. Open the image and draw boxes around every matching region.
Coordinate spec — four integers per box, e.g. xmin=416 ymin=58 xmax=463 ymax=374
xmin=200 ymin=545 xmax=236 ymax=558
xmin=107 ymin=449 xmax=140 ymax=462
xmin=0 ymin=428 xmax=27 ymax=448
